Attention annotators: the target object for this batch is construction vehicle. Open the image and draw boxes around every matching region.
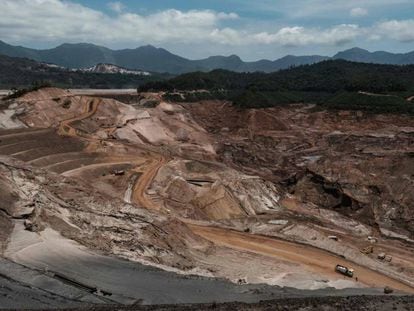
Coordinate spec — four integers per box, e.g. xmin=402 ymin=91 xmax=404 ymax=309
xmin=367 ymin=236 xmax=377 ymax=243
xmin=360 ymin=245 xmax=374 ymax=254
xmin=335 ymin=264 xmax=354 ymax=277
xmin=328 ymin=235 xmax=338 ymax=241
xmin=111 ymin=170 xmax=125 ymax=176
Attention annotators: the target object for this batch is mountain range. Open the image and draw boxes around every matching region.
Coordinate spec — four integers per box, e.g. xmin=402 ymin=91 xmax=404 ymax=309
xmin=0 ymin=54 xmax=162 ymax=89
xmin=1 ymin=40 xmax=414 ymax=74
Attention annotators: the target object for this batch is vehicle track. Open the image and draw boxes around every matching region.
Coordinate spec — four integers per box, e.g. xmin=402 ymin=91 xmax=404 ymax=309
xmin=54 ymin=95 xmax=169 ymax=210
xmin=19 ymin=92 xmax=411 ymax=294
xmin=58 ymin=97 xmax=101 ymax=138
xmin=188 ymin=224 xmax=414 ymax=294
xmin=114 ymin=108 xmax=414 ymax=293
xmin=131 ymin=155 xmax=167 ymax=210
xmin=61 ymin=160 xmax=135 ymax=177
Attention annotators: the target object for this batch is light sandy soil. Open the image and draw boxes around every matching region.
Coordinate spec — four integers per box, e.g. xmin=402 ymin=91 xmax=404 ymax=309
xmin=0 ymin=105 xmax=26 ymax=129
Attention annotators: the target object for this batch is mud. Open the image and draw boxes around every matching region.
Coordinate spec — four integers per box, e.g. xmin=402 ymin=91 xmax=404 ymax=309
xmin=1 ymin=89 xmax=414 ymax=310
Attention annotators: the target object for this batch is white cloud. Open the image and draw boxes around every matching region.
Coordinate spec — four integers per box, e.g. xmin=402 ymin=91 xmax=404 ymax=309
xmin=0 ymin=0 xmax=238 ymax=44
xmin=0 ymin=0 xmax=413 ymax=49
xmin=108 ymin=1 xmax=125 ymax=13
xmin=281 ymin=0 xmax=409 ymax=18
xmin=350 ymin=7 xmax=368 ymax=17
xmin=252 ymin=25 xmax=360 ymax=46
xmin=210 ymin=28 xmax=245 ymax=45
xmin=374 ymin=19 xmax=414 ymax=42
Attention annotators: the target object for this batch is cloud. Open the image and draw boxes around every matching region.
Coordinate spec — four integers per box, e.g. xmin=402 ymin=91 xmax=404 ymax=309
xmin=252 ymin=24 xmax=360 ymax=46
xmin=279 ymin=0 xmax=409 ymax=18
xmin=108 ymin=2 xmax=125 ymax=13
xmin=0 ymin=0 xmax=238 ymax=44
xmin=350 ymin=7 xmax=368 ymax=17
xmin=210 ymin=28 xmax=246 ymax=45
xmin=0 ymin=0 xmax=413 ymax=49
xmin=374 ymin=19 xmax=414 ymax=42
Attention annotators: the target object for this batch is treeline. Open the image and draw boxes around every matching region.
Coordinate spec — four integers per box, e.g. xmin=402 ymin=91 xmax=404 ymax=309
xmin=4 ymin=81 xmax=52 ymax=99
xmin=139 ymin=60 xmax=414 ymax=93
xmin=138 ymin=60 xmax=414 ymax=114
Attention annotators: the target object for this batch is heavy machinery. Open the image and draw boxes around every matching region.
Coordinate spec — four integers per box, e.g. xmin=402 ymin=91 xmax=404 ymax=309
xmin=335 ymin=264 xmax=354 ymax=277
xmin=360 ymin=245 xmax=374 ymax=254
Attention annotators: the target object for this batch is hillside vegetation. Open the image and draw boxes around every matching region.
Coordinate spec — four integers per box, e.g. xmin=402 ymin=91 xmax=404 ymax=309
xmin=139 ymin=60 xmax=414 ymax=114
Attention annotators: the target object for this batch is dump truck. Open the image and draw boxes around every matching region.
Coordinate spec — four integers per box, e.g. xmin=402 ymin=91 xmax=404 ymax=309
xmin=335 ymin=264 xmax=354 ymax=277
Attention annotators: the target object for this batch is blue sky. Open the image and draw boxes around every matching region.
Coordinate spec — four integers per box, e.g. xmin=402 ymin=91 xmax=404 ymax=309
xmin=1 ymin=0 xmax=414 ymax=60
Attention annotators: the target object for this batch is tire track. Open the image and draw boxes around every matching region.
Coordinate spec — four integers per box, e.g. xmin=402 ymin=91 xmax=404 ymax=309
xmin=189 ymin=224 xmax=414 ymax=294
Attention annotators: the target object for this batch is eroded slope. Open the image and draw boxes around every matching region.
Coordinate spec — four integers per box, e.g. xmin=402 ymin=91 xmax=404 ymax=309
xmin=1 ymin=88 xmax=414 ymax=308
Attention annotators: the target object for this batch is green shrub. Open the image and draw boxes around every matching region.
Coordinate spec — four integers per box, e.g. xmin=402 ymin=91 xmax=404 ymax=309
xmin=323 ymin=92 xmax=414 ymax=114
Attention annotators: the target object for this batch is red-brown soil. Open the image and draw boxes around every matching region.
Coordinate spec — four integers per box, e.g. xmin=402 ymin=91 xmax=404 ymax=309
xmin=1 ymin=89 xmax=414 ymax=306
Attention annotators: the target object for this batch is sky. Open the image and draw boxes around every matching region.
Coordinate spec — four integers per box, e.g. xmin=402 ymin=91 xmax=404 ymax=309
xmin=1 ymin=0 xmax=414 ymax=60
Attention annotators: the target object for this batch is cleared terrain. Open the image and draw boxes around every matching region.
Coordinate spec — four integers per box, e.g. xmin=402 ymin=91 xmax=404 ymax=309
xmin=0 ymin=87 xmax=413 ymax=309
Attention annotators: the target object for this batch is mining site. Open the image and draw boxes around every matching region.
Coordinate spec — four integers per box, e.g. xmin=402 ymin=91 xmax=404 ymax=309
xmin=0 ymin=85 xmax=413 ymax=310
xmin=2 ymin=1 xmax=414 ymax=309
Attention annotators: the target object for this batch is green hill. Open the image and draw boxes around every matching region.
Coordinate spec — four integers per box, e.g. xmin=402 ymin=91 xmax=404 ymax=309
xmin=0 ymin=54 xmax=165 ymax=89
xmin=139 ymin=60 xmax=414 ymax=114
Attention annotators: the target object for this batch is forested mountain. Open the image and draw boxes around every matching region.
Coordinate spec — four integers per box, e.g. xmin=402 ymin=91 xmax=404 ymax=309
xmin=0 ymin=40 xmax=327 ymax=73
xmin=0 ymin=54 xmax=164 ymax=89
xmin=2 ymin=40 xmax=413 ymax=74
xmin=333 ymin=47 xmax=414 ymax=65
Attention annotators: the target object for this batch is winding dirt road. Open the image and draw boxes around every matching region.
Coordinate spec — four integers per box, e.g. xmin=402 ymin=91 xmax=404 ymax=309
xmin=56 ymin=95 xmax=168 ymax=210
xmin=132 ymin=154 xmax=167 ymax=210
xmin=52 ymin=93 xmax=414 ymax=295
xmin=122 ymin=124 xmax=414 ymax=294
xmin=58 ymin=97 xmax=101 ymax=137
xmin=189 ymin=224 xmax=414 ymax=294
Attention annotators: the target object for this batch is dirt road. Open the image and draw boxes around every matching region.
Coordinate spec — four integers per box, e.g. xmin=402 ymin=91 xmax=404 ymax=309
xmin=55 ymin=95 xmax=168 ymax=210
xmin=68 ymin=89 xmax=137 ymax=96
xmin=58 ymin=97 xmax=101 ymax=137
xmin=189 ymin=224 xmax=414 ymax=294
xmin=133 ymin=154 xmax=414 ymax=294
xmin=61 ymin=160 xmax=137 ymax=177
xmin=52 ymin=94 xmax=414 ymax=295
xmin=132 ymin=155 xmax=167 ymax=210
